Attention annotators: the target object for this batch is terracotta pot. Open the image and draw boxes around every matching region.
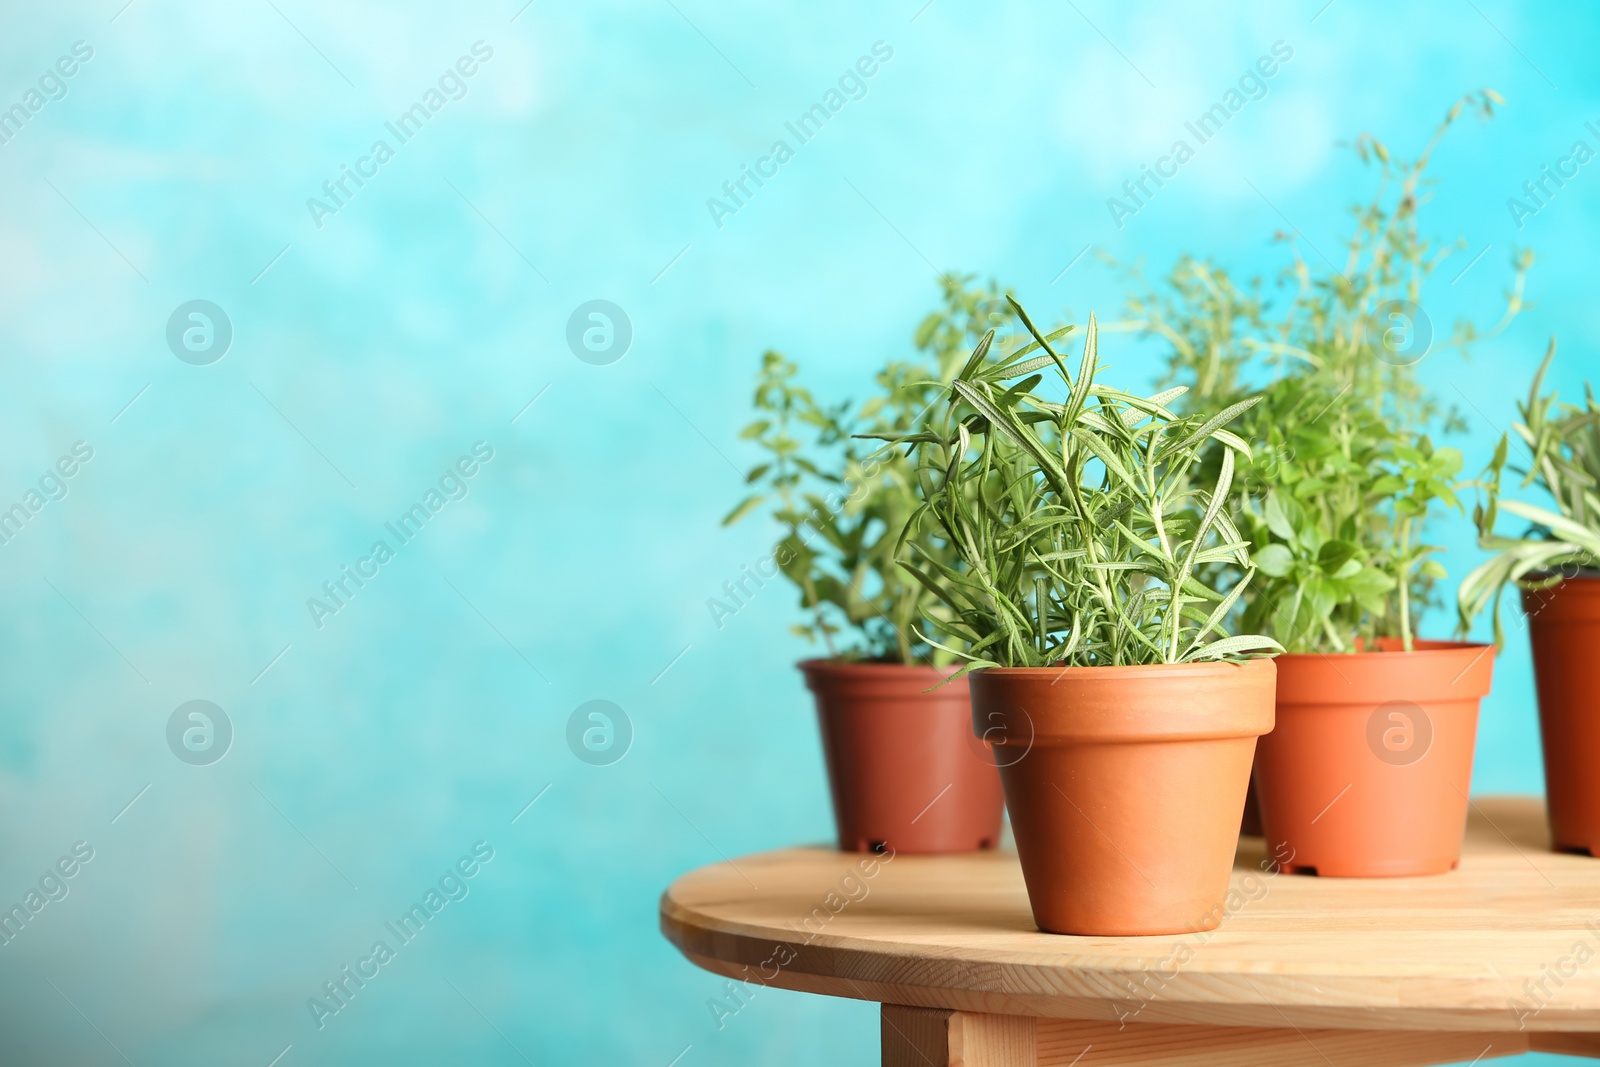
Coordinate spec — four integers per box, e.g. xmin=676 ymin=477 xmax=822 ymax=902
xmin=969 ymin=659 xmax=1275 ymax=936
xmin=1240 ymin=773 xmax=1263 ymax=837
xmin=1254 ymin=639 xmax=1494 ymax=877
xmin=1524 ymin=575 xmax=1600 ymax=854
xmin=800 ymin=660 xmax=1005 ymax=854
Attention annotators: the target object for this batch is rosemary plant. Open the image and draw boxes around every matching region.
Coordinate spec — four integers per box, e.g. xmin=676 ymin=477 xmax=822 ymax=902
xmin=1458 ymin=344 xmax=1600 ymax=643
xmin=887 ymin=297 xmax=1282 ymax=670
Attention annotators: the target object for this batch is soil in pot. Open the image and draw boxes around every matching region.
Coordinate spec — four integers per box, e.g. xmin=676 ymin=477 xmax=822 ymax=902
xmin=970 ymin=658 xmax=1275 ymax=936
xmin=800 ymin=660 xmax=1005 ymax=854
xmin=1525 ymin=575 xmax=1600 ymax=855
xmin=1253 ymin=639 xmax=1494 ymax=877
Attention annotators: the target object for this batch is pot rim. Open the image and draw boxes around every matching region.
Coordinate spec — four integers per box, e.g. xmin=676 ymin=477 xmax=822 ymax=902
xmin=970 ymin=656 xmax=1274 ymax=744
xmin=973 ymin=656 xmax=1275 ymax=681
xmin=797 ymin=657 xmax=964 ymax=679
xmin=1273 ymin=638 xmax=1492 ymax=662
xmin=1522 ymin=568 xmax=1600 ymax=584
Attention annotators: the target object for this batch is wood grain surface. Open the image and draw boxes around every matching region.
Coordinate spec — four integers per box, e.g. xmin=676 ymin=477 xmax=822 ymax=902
xmin=661 ymin=796 xmax=1600 ymax=1032
xmin=881 ymin=1007 xmax=1539 ymax=1066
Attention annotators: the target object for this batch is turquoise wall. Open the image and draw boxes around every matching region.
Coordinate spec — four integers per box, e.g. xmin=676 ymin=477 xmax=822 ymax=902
xmin=0 ymin=0 xmax=1592 ymax=1063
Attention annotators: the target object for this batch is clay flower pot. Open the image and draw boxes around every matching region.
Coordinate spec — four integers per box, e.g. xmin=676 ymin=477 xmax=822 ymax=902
xmin=1524 ymin=575 xmax=1600 ymax=854
xmin=800 ymin=660 xmax=1004 ymax=854
xmin=1253 ymin=639 xmax=1494 ymax=877
xmin=969 ymin=658 xmax=1275 ymax=936
xmin=1240 ymin=775 xmax=1264 ymax=837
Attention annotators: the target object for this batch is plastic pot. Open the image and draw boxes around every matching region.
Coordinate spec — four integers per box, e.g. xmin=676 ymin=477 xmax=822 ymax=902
xmin=800 ymin=660 xmax=1005 ymax=854
xmin=1525 ymin=575 xmax=1600 ymax=854
xmin=969 ymin=658 xmax=1275 ymax=936
xmin=1253 ymin=639 xmax=1494 ymax=877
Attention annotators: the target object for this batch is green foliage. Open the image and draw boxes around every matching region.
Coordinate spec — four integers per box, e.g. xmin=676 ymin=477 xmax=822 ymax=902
xmin=1229 ymin=378 xmax=1463 ymax=652
xmin=1114 ymin=90 xmax=1527 ymax=652
xmin=1125 ymin=258 xmax=1263 ymax=415
xmin=1458 ymin=342 xmax=1600 ymax=643
xmin=723 ymin=276 xmax=1009 ymax=664
xmin=1127 ymin=91 xmax=1523 ymax=426
xmin=886 ymin=297 xmax=1282 ymax=671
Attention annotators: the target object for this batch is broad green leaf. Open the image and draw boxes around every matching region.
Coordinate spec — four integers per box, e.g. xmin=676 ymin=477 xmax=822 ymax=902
xmin=1253 ymin=543 xmax=1294 ymax=577
xmin=1264 ymin=492 xmax=1297 ymax=544
xmin=1317 ymin=539 xmax=1359 ymax=574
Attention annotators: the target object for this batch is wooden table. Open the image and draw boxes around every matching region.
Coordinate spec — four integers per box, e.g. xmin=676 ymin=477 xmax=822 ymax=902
xmin=661 ymin=796 xmax=1600 ymax=1066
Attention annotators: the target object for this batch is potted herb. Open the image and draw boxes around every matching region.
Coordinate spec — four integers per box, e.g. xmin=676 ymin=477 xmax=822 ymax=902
xmin=1225 ymin=376 xmax=1492 ymax=877
xmin=1118 ymin=92 xmax=1523 ymax=876
xmin=892 ymin=297 xmax=1280 ymax=936
xmin=723 ymin=278 xmax=1008 ymax=854
xmin=1458 ymin=345 xmax=1600 ymax=855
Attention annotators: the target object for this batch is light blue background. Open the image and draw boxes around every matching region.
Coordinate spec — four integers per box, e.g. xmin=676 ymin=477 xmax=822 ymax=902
xmin=0 ymin=0 xmax=1592 ymax=1063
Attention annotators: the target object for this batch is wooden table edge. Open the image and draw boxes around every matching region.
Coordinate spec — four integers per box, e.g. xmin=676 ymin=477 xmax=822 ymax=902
xmin=662 ymin=896 xmax=1600 ymax=1035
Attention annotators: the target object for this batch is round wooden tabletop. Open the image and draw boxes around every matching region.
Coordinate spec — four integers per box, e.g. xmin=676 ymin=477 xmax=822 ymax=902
xmin=661 ymin=796 xmax=1600 ymax=1034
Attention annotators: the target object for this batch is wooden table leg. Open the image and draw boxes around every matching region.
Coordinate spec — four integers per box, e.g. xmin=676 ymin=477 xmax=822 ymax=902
xmin=881 ymin=1006 xmax=1534 ymax=1067
xmin=881 ymin=1005 xmax=1035 ymax=1067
